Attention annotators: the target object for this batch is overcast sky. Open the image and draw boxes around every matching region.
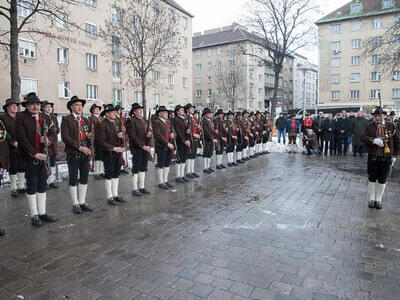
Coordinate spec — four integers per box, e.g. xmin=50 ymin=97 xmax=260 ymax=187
xmin=178 ymin=0 xmax=350 ymax=64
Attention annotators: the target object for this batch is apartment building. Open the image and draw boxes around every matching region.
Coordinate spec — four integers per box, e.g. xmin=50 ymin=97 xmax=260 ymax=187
xmin=0 ymin=0 xmax=193 ymax=114
xmin=293 ymin=54 xmax=318 ymax=110
xmin=192 ymin=23 xmax=295 ymax=112
xmin=316 ymin=0 xmax=400 ymax=108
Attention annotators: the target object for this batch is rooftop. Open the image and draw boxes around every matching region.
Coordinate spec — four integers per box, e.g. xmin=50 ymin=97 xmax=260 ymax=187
xmin=165 ymin=0 xmax=193 ymax=18
xmin=316 ymin=0 xmax=400 ymax=25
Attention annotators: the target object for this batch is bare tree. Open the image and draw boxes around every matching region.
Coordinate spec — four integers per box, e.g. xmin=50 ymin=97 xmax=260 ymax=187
xmin=214 ymin=48 xmax=247 ymax=111
xmin=0 ymin=0 xmax=81 ymax=102
xmin=363 ymin=21 xmax=400 ymax=78
xmin=100 ymin=0 xmax=182 ymax=115
xmin=245 ymin=0 xmax=317 ymax=117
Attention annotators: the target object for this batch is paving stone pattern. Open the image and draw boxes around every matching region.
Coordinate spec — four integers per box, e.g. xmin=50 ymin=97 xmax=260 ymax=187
xmin=1 ymin=154 xmax=400 ymax=299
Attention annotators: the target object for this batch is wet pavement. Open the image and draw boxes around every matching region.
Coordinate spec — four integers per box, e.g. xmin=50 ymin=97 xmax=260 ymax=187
xmin=1 ymin=153 xmax=400 ymax=300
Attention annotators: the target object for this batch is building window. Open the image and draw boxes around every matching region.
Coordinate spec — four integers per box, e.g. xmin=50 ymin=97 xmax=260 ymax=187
xmin=57 ymin=47 xmax=68 ymax=64
xmin=351 ymin=3 xmax=362 ymax=14
xmin=112 ymin=36 xmax=120 ymax=55
xmin=330 ymin=74 xmax=340 ymax=84
xmin=183 ymin=37 xmax=188 ymax=48
xmin=370 ymin=36 xmax=382 ymax=48
xmin=393 ymin=71 xmax=400 ymax=80
xmin=86 ymin=84 xmax=98 ymax=100
xmin=85 ymin=0 xmax=96 ymax=7
xmin=208 ymin=89 xmax=212 ymax=97
xmin=133 ymin=69 xmax=140 ymax=79
xmin=17 ymin=0 xmax=34 ymax=19
xmin=216 ymin=88 xmax=221 ymax=96
xmin=112 ymin=89 xmax=122 ymax=105
xmin=207 ymin=49 xmax=212 ymax=57
xmin=57 ymin=82 xmax=70 ymax=98
xmin=167 ymin=8 xmax=174 ymax=20
xmin=331 ymin=24 xmax=341 ymax=33
xmin=331 ymin=91 xmax=340 ymax=100
xmin=112 ymin=61 xmax=121 ymax=80
xmin=20 ymin=77 xmax=37 ymax=96
xmin=168 ymin=74 xmax=175 ymax=85
xmin=86 ymin=53 xmax=97 ymax=70
xmin=196 ymin=89 xmax=202 ymax=98
xmin=180 ymin=16 xmax=187 ymax=29
xmin=153 ymin=94 xmax=160 ymax=106
xmin=195 ymin=64 xmax=202 ymax=72
xmin=111 ymin=7 xmax=120 ymax=26
xmin=351 ymin=39 xmax=361 ymax=49
xmin=372 ymin=54 xmax=382 ymax=64
xmin=351 ymin=56 xmax=361 ymax=65
xmin=85 ymin=22 xmax=97 ymax=38
xmin=152 ymin=70 xmax=160 ymax=82
xmin=134 ymin=91 xmax=142 ymax=104
xmin=331 ymin=41 xmax=341 ymax=52
xmin=394 ymin=34 xmax=400 ymax=44
xmin=350 ymin=90 xmax=360 ymax=99
xmin=19 ymin=39 xmax=36 ymax=58
xmin=168 ymin=96 xmax=174 ymax=107
xmin=371 ymin=71 xmax=381 ymax=81
xmin=370 ymin=89 xmax=381 ymax=99
xmin=331 ymin=57 xmax=341 ymax=67
xmin=217 ymin=61 xmax=222 ymax=69
xmin=183 ymin=58 xmax=188 ymax=68
xmin=208 ymin=62 xmax=212 ymax=70
xmin=228 ymin=59 xmax=235 ymax=67
xmin=195 ymin=50 xmax=201 ymax=57
xmin=217 ymin=47 xmax=221 ymax=55
xmin=183 ymin=77 xmax=188 ymax=88
xmin=195 ymin=77 xmax=202 ymax=84
xmin=395 ymin=16 xmax=400 ymax=24
xmin=393 ymin=89 xmax=400 ymax=99
xmin=56 ymin=12 xmax=68 ymax=29
xmin=383 ymin=0 xmax=394 ymax=9
xmin=351 ymin=21 xmax=361 ymax=31
xmin=350 ymin=73 xmax=360 ymax=82
xmin=372 ymin=19 xmax=383 ymax=29
xmin=208 ymin=76 xmax=212 ymax=83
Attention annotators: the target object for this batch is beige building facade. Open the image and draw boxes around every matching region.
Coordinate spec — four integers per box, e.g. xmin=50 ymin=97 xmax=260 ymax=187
xmin=0 ymin=0 xmax=193 ymax=114
xmin=316 ymin=0 xmax=400 ymax=109
xmin=192 ymin=23 xmax=295 ymax=113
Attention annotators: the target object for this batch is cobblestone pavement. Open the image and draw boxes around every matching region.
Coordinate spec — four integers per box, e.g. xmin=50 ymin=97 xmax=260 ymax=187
xmin=1 ymin=153 xmax=400 ymax=300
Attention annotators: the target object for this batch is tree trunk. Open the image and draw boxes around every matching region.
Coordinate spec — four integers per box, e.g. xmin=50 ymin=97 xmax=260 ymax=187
xmin=141 ymin=75 xmax=147 ymax=116
xmin=271 ymin=71 xmax=280 ymax=120
xmin=10 ymin=0 xmax=21 ymax=102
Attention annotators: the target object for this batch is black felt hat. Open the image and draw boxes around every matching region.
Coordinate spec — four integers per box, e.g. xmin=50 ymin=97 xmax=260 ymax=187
xmin=67 ymin=96 xmax=86 ymax=111
xmin=156 ymin=105 xmax=169 ymax=115
xmin=372 ymin=106 xmax=385 ymax=115
xmin=21 ymin=92 xmax=41 ymax=107
xmin=90 ymin=103 xmax=102 ymax=113
xmin=202 ymin=108 xmax=212 ymax=116
xmin=3 ymin=98 xmax=20 ymax=111
xmin=100 ymin=104 xmax=118 ymax=117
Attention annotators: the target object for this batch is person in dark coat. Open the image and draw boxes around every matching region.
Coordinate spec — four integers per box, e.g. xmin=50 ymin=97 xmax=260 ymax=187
xmin=275 ymin=113 xmax=287 ymax=144
xmin=16 ymin=92 xmax=57 ymax=227
xmin=202 ymin=108 xmax=217 ymax=173
xmin=1 ymin=98 xmax=26 ymax=197
xmin=88 ymin=103 xmax=104 ymax=179
xmin=173 ymin=105 xmax=191 ymax=182
xmin=0 ymin=118 xmax=9 ymax=236
xmin=302 ymin=129 xmax=317 ymax=155
xmin=313 ymin=111 xmax=324 ymax=152
xmin=322 ymin=113 xmax=335 ymax=155
xmin=61 ymin=96 xmax=93 ymax=214
xmin=286 ymin=115 xmax=299 ymax=153
xmin=351 ymin=111 xmax=367 ymax=157
xmin=336 ymin=110 xmax=351 ymax=155
xmin=361 ymin=106 xmax=400 ymax=209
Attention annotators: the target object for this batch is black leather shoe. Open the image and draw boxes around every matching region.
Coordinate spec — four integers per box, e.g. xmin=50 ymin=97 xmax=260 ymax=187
xmin=95 ymin=174 xmax=104 ymax=180
xmin=176 ymin=177 xmax=185 ymax=184
xmin=80 ymin=203 xmax=93 ymax=212
xmin=45 ymin=184 xmax=51 ymax=190
xmin=237 ymin=160 xmax=244 ymax=164
xmin=208 ymin=168 xmax=215 ymax=173
xmin=368 ymin=200 xmax=375 ymax=208
xmin=120 ymin=168 xmax=129 ymax=174
xmin=73 ymin=204 xmax=82 ymax=214
xmin=139 ymin=188 xmax=151 ymax=195
xmin=232 ymin=162 xmax=238 ymax=166
xmin=114 ymin=196 xmax=126 ymax=203
xmin=165 ymin=182 xmax=173 ymax=188
xmin=0 ymin=225 xmax=4 ymax=236
xmin=132 ymin=190 xmax=143 ymax=197
xmin=11 ymin=190 xmax=18 ymax=198
xmin=204 ymin=169 xmax=211 ymax=174
xmin=31 ymin=215 xmax=43 ymax=227
xmin=182 ymin=177 xmax=189 ymax=182
xmin=49 ymin=182 xmax=59 ymax=189
xmin=39 ymin=214 xmax=57 ymax=223
xmin=158 ymin=183 xmax=169 ymax=190
xmin=18 ymin=188 xmax=26 ymax=194
xmin=186 ymin=173 xmax=195 ymax=179
xmin=192 ymin=173 xmax=200 ymax=178
xmin=228 ymin=163 xmax=233 ymax=167
xmin=107 ymin=198 xmax=117 ymax=205
xmin=375 ymin=201 xmax=383 ymax=209
xmin=221 ymin=164 xmax=226 ymax=168
xmin=216 ymin=165 xmax=222 ymax=170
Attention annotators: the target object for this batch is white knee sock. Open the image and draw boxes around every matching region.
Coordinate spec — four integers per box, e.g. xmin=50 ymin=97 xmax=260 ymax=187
xmin=163 ymin=167 xmax=170 ymax=183
xmin=48 ymin=167 xmax=56 ymax=184
xmin=78 ymin=184 xmax=88 ymax=205
xmin=207 ymin=158 xmax=211 ymax=168
xmin=204 ymin=158 xmax=208 ymax=170
xmin=138 ymin=172 xmax=145 ymax=189
xmin=17 ymin=172 xmax=25 ymax=189
xmin=181 ymin=163 xmax=186 ymax=177
xmin=105 ymin=179 xmax=112 ymax=199
xmin=157 ymin=168 xmax=164 ymax=184
xmin=111 ymin=178 xmax=119 ymax=198
xmin=375 ymin=183 xmax=386 ymax=204
xmin=27 ymin=193 xmax=38 ymax=217
xmin=10 ymin=174 xmax=17 ymax=191
xmin=186 ymin=160 xmax=191 ymax=175
xmin=37 ymin=192 xmax=46 ymax=215
xmin=237 ymin=151 xmax=242 ymax=161
xmin=176 ymin=164 xmax=181 ymax=178
xmin=69 ymin=185 xmax=79 ymax=205
xmin=132 ymin=173 xmax=138 ymax=191
xmin=190 ymin=159 xmax=195 ymax=174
